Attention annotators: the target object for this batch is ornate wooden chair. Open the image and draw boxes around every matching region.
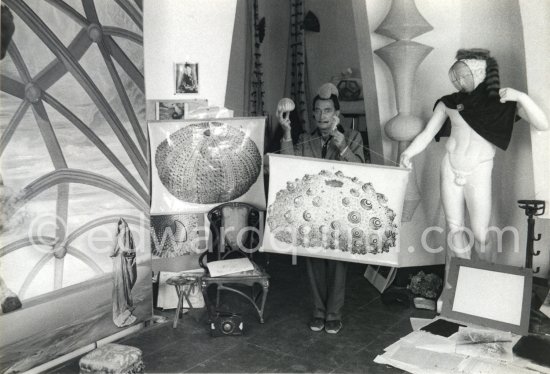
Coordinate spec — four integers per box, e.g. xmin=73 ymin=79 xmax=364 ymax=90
xmin=199 ymin=202 xmax=269 ymax=323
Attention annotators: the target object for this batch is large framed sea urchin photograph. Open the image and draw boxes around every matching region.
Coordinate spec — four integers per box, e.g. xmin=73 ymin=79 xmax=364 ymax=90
xmin=261 ymin=154 xmax=410 ymax=266
xmin=148 ymin=118 xmax=266 ymax=214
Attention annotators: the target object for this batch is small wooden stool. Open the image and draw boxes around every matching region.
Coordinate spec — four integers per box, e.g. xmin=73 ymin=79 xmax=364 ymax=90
xmin=79 ymin=343 xmax=143 ymax=374
xmin=166 ymin=274 xmax=201 ymax=328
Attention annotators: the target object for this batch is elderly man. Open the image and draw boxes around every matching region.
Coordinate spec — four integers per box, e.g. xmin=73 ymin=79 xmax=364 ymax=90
xmin=278 ymin=83 xmax=364 ymax=334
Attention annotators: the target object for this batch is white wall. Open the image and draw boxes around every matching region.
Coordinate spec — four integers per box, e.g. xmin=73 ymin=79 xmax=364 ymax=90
xmin=143 ymin=0 xmax=237 ymax=106
xmin=520 ymin=0 xmax=550 ymax=221
xmin=519 ymin=0 xmax=550 ymax=275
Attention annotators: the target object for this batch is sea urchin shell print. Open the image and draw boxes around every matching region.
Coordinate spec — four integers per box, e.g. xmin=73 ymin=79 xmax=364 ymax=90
xmin=150 ymin=214 xmax=206 ymax=257
xmin=267 ymin=170 xmax=398 ymax=255
xmin=155 ymin=122 xmax=262 ymax=204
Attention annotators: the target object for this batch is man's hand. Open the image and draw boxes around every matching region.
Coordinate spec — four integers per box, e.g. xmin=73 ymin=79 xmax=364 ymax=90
xmin=499 ymin=87 xmax=525 ymax=103
xmin=331 ymin=129 xmax=346 ymax=151
xmin=277 ymin=109 xmax=292 ymax=135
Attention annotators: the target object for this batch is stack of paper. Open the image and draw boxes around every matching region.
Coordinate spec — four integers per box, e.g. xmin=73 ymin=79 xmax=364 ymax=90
xmin=374 ymin=318 xmax=543 ymax=374
xmin=206 ymin=257 xmax=255 ymax=277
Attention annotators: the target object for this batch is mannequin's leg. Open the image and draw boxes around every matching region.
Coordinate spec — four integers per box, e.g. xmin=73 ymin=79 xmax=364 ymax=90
xmin=464 ymin=160 xmax=494 ymax=263
xmin=441 ymin=155 xmax=470 ymax=261
xmin=438 ymin=155 xmax=468 ymax=313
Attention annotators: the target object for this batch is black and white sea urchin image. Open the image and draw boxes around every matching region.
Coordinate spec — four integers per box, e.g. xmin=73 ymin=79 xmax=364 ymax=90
xmin=267 ymin=170 xmax=398 ymax=255
xmin=155 ymin=122 xmax=262 ymax=204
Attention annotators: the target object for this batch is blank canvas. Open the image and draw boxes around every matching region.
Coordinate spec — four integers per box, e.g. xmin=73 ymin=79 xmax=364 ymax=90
xmin=452 ymin=267 xmax=524 ymax=325
xmin=442 ymin=258 xmax=532 ymax=335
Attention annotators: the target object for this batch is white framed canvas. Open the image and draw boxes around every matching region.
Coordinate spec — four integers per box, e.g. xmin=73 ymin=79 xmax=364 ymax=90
xmin=441 ymin=258 xmax=532 ymax=336
xmin=261 ymin=154 xmax=410 ymax=266
xmin=155 ymin=99 xmax=208 ymax=120
xmin=149 ymin=118 xmax=266 ymax=214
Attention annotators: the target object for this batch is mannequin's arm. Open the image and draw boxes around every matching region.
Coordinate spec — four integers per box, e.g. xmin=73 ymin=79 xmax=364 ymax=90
xmin=400 ymin=101 xmax=448 ymax=168
xmin=500 ymin=88 xmax=548 ymax=131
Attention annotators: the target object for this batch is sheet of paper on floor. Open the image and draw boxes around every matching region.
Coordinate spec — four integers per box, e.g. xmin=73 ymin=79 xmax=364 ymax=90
xmin=383 ymin=330 xmax=457 ymax=354
xmin=457 ymin=357 xmax=540 ymax=374
xmin=375 ymin=324 xmax=543 ymax=373
xmin=375 ymin=342 xmax=466 ymax=374
xmin=455 ymin=327 xmax=514 ymax=361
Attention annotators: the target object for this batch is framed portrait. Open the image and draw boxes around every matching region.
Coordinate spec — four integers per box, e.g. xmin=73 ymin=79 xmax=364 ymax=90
xmin=175 ymin=62 xmax=199 ymax=94
xmin=261 ymin=154 xmax=410 ymax=266
xmin=155 ymin=99 xmax=208 ymax=120
xmin=441 ymin=258 xmax=532 ymax=335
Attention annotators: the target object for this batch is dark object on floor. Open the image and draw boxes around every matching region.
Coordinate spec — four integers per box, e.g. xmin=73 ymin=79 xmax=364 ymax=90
xmin=381 ymin=286 xmax=412 ymax=307
xmin=421 ymin=318 xmax=465 ymax=337
xmin=393 ymin=265 xmax=445 ymax=288
xmin=210 ymin=311 xmax=244 ymax=337
xmin=409 ymin=271 xmax=443 ymax=300
xmin=513 ymin=334 xmax=550 ymax=368
xmin=79 ymin=343 xmax=144 ymax=373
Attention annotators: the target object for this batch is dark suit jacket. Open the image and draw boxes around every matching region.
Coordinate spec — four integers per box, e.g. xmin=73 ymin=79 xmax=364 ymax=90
xmin=280 ymin=126 xmax=364 ymax=163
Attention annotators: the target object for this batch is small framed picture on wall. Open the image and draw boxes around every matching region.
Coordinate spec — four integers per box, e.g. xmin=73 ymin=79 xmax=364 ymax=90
xmin=155 ymin=100 xmax=208 ymax=120
xmin=175 ymin=62 xmax=199 ymax=94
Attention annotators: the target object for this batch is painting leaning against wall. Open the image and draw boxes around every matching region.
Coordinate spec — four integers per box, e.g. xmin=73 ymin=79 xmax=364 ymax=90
xmin=0 ymin=1 xmax=152 ymax=372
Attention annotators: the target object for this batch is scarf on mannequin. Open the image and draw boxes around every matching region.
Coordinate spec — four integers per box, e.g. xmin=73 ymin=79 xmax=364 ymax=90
xmin=434 ymin=82 xmax=518 ymax=150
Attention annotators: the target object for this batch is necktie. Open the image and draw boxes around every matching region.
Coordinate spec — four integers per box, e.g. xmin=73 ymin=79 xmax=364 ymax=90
xmin=321 ymin=136 xmax=332 ymax=159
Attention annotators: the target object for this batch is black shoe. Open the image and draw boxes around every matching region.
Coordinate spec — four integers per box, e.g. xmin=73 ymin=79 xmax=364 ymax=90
xmin=324 ymin=320 xmax=342 ymax=334
xmin=308 ymin=318 xmax=325 ymax=332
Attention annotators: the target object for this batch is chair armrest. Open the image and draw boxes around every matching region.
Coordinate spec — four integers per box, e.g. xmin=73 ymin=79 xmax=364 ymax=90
xmin=198 ymin=250 xmax=209 ymax=272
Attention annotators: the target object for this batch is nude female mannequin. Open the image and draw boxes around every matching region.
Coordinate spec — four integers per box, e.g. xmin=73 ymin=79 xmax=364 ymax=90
xmin=400 ymin=49 xmax=548 ymax=265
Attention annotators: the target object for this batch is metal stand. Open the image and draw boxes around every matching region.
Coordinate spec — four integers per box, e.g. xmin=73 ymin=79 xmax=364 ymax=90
xmin=517 ymin=200 xmax=545 ymax=274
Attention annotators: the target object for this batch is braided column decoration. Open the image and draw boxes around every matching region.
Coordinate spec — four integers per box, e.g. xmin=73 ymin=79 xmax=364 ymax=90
xmin=249 ymin=0 xmax=265 ymax=116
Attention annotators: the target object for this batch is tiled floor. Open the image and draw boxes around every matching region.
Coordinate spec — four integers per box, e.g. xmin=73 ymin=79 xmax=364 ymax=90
xmin=50 ymin=254 xmax=436 ymax=373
